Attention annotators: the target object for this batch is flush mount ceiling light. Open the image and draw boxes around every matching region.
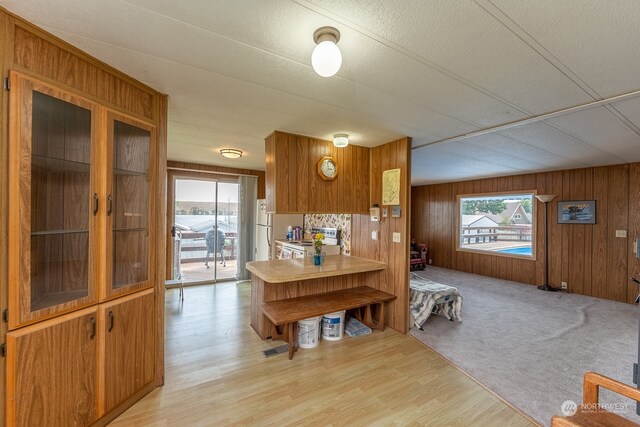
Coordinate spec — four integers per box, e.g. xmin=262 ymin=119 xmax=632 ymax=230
xmin=312 ymin=26 xmax=342 ymax=77
xmin=220 ymin=148 xmax=243 ymax=159
xmin=333 ymin=133 xmax=349 ymax=148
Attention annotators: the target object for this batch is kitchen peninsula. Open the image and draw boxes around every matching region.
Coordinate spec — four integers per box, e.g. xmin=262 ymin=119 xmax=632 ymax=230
xmin=247 ymin=255 xmax=387 ymax=339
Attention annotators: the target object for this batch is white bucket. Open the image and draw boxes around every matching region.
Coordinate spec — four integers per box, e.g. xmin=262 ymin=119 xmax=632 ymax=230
xmin=322 ymin=311 xmax=346 ymax=341
xmin=298 ymin=316 xmax=321 ymax=349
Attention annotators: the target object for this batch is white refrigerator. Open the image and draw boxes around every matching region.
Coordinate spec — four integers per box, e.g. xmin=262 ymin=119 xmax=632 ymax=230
xmin=255 ymin=199 xmax=303 ymax=261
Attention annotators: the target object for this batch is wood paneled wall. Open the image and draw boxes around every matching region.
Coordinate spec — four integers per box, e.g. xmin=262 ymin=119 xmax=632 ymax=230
xmin=0 ymin=6 xmax=168 ymax=419
xmin=265 ymin=131 xmax=370 ymax=214
xmin=167 ymin=160 xmax=265 ymax=199
xmin=352 ymin=137 xmax=412 ymax=333
xmin=411 ymin=164 xmax=640 ymax=304
xmin=263 ymin=131 xmax=411 ymax=333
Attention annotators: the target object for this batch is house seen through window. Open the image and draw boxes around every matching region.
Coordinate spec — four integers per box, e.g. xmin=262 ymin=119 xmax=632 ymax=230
xmin=458 ymin=193 xmax=535 ymax=258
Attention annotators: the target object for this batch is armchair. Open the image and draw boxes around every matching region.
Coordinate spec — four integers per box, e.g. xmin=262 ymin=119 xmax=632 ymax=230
xmin=551 ymin=371 xmax=640 ymax=426
xmin=410 ymin=243 xmax=428 ymax=271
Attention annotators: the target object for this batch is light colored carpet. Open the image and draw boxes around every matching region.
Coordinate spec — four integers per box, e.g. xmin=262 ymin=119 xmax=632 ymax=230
xmin=410 ymin=266 xmax=639 ymax=426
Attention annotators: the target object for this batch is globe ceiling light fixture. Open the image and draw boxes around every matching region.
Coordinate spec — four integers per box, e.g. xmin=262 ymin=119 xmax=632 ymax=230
xmin=333 ymin=133 xmax=349 ymax=148
xmin=220 ymin=148 xmax=243 ymax=159
xmin=312 ymin=26 xmax=342 ymax=77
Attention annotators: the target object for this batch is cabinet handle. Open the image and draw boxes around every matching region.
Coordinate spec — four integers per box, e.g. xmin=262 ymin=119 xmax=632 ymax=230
xmin=107 ymin=194 xmax=113 ymax=216
xmin=108 ymin=310 xmax=114 ymax=332
xmin=93 ymin=193 xmax=99 ymax=215
xmin=89 ymin=316 xmax=96 ymax=339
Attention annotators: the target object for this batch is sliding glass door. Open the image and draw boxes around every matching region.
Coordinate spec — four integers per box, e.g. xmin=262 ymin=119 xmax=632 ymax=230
xmin=173 ymin=178 xmax=239 ymax=284
xmin=215 ymin=182 xmax=239 ymax=281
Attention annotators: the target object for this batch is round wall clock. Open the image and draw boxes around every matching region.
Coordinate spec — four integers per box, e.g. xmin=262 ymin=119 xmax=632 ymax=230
xmin=317 ymin=156 xmax=338 ymax=181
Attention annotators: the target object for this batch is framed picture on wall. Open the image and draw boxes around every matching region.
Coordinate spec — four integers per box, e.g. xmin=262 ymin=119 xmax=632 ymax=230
xmin=557 ymin=200 xmax=596 ymax=224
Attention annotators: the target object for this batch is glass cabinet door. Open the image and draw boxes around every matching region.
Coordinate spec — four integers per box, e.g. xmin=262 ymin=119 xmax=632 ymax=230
xmin=8 ymin=72 xmax=98 ymax=329
xmin=105 ymin=113 xmax=155 ymax=299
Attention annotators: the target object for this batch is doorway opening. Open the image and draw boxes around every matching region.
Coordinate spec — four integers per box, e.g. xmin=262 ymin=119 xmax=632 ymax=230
xmin=172 ymin=178 xmax=239 ymax=284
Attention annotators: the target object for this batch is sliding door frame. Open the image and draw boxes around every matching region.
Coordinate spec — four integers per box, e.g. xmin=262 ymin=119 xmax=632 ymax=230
xmin=166 ymin=170 xmax=240 ymax=285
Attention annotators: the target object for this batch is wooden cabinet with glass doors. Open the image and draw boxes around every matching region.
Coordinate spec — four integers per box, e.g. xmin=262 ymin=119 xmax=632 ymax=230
xmin=8 ymin=71 xmax=155 ymax=329
xmin=6 ymin=71 xmax=158 ymax=425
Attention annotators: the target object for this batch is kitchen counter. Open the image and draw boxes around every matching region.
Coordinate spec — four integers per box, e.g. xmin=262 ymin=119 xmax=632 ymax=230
xmin=248 ymin=255 xmax=387 ymax=339
xmin=246 ymin=255 xmax=386 ymax=283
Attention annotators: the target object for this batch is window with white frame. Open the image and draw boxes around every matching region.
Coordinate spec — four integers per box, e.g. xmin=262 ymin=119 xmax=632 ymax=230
xmin=458 ymin=193 xmax=535 ymax=258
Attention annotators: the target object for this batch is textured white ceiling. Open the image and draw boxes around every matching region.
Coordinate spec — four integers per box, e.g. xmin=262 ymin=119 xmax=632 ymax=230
xmin=2 ymin=0 xmax=640 ymax=184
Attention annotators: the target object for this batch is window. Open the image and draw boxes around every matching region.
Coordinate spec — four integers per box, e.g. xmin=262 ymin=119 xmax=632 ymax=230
xmin=458 ymin=193 xmax=535 ymax=258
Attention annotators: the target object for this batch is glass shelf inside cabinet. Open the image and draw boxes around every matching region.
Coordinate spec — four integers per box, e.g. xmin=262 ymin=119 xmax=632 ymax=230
xmin=29 ymin=90 xmax=92 ymax=313
xmin=113 ymin=168 xmax=147 ymax=177
xmin=31 ymin=289 xmax=88 ymax=313
xmin=31 ymin=155 xmax=90 ymax=174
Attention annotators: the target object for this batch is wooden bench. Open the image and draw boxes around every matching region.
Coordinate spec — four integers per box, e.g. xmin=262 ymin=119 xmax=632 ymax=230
xmin=258 ymin=286 xmax=396 ymax=360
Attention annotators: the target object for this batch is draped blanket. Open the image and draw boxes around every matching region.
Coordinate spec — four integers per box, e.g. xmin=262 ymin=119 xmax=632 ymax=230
xmin=409 ymin=275 xmax=463 ymax=328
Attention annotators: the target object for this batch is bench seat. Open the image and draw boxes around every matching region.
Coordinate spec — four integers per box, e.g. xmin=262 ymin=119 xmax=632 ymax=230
xmin=259 ymin=286 xmax=396 ymax=359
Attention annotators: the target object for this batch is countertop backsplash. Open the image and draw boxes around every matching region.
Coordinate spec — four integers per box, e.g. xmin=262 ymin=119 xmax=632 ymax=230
xmin=304 ymin=214 xmax=351 ymax=255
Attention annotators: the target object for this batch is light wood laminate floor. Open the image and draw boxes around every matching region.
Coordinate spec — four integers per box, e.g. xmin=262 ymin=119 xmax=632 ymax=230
xmin=111 ymin=282 xmax=536 ymax=426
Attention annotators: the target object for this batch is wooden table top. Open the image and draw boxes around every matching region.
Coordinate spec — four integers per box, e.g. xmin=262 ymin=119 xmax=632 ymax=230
xmin=246 ymin=255 xmax=386 ymax=283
